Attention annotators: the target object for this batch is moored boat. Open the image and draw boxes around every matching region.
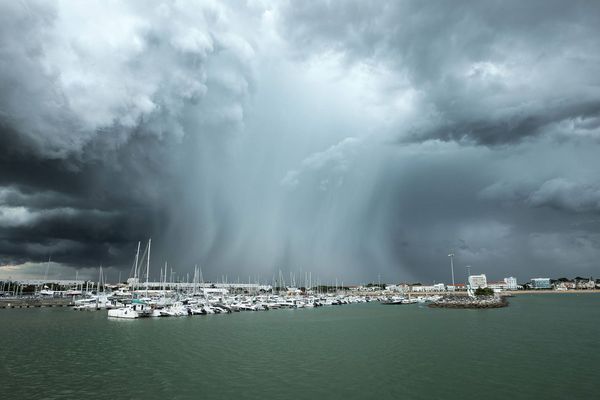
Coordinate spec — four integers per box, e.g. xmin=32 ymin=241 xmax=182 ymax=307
xmin=107 ymin=299 xmax=153 ymax=319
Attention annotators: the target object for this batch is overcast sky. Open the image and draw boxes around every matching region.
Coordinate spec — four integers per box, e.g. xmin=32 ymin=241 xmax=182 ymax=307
xmin=1 ymin=0 xmax=600 ymax=284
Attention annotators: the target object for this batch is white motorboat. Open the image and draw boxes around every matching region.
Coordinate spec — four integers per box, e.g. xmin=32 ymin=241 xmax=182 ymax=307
xmin=401 ymin=298 xmax=418 ymax=304
xmin=159 ymin=302 xmax=189 ymax=317
xmin=74 ymin=295 xmax=112 ymax=310
xmin=381 ymin=296 xmax=406 ymax=305
xmin=107 ymin=300 xmax=153 ymax=319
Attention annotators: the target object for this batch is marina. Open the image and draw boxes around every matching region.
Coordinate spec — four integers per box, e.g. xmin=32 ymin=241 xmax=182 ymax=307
xmin=0 ymin=240 xmax=496 ymax=316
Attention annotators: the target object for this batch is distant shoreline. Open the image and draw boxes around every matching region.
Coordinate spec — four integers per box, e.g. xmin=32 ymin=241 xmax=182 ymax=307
xmin=401 ymin=290 xmax=600 ymax=296
xmin=506 ymin=289 xmax=600 ymax=295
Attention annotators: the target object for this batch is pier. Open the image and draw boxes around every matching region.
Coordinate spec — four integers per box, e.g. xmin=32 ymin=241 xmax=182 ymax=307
xmin=0 ymin=298 xmax=72 ymax=309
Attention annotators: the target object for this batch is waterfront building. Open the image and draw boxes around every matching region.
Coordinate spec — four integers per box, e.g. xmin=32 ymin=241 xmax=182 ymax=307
xmin=564 ymin=281 xmax=576 ymax=290
xmin=554 ymin=281 xmax=576 ymax=290
xmin=361 ymin=285 xmax=383 ymax=292
xmin=575 ymin=278 xmax=595 ymax=290
xmin=530 ymin=278 xmax=551 ymax=289
xmin=447 ymin=283 xmax=466 ymax=291
xmin=504 ymin=277 xmax=517 ymax=290
xmin=128 ymin=281 xmax=272 ymax=293
xmin=487 ymin=281 xmax=509 ymax=291
xmin=3 ymin=279 xmax=86 ymax=286
xmin=386 ymin=284 xmax=409 ymax=293
xmin=468 ymin=274 xmax=487 ymax=289
xmin=411 ymin=283 xmax=446 ymax=292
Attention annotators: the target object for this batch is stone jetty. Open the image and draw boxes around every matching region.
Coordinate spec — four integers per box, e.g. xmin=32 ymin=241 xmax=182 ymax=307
xmin=429 ymin=295 xmax=508 ymax=309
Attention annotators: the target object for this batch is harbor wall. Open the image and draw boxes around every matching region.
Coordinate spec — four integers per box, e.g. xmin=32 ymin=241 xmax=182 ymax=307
xmin=0 ymin=298 xmax=72 ymax=309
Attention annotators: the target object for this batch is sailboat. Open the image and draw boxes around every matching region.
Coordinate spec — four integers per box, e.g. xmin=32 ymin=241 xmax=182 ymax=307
xmin=39 ymin=257 xmax=55 ymax=296
xmin=39 ymin=285 xmax=55 ymax=296
xmin=107 ymin=239 xmax=155 ymax=318
xmin=74 ymin=267 xmax=112 ymax=310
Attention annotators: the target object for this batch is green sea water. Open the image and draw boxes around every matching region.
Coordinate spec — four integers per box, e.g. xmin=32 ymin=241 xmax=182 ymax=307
xmin=1 ymin=294 xmax=599 ymax=399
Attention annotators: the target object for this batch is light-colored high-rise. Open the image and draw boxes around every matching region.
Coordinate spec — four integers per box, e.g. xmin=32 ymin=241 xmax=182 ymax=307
xmin=504 ymin=276 xmax=517 ymax=290
xmin=468 ymin=274 xmax=487 ymax=289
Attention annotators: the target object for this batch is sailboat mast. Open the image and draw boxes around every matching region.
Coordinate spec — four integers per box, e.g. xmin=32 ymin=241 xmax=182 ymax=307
xmin=44 ymin=256 xmax=51 ymax=283
xmin=98 ymin=265 xmax=103 ymax=293
xmin=146 ymin=238 xmax=151 ymax=296
xmin=134 ymin=241 xmax=141 ymax=291
xmin=164 ymin=262 xmax=168 ymax=293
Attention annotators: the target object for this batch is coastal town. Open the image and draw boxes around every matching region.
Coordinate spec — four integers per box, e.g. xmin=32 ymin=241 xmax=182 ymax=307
xmin=2 ymin=273 xmax=599 ymax=299
xmin=0 ymin=244 xmax=596 ymax=312
xmin=1 ymin=271 xmax=598 ymax=314
xmin=2 ymin=243 xmax=597 ymax=307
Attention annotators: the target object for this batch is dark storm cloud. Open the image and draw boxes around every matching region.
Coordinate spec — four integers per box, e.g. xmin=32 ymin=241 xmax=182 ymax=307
xmin=0 ymin=125 xmax=169 ymax=267
xmin=482 ymin=177 xmax=600 ymax=215
xmin=2 ymin=0 xmax=600 ymax=283
xmin=408 ymin=99 xmax=600 ymax=145
xmin=0 ymin=1 xmax=257 ymax=278
xmin=528 ymin=179 xmax=600 ymax=214
xmin=280 ymin=0 xmax=600 ymax=145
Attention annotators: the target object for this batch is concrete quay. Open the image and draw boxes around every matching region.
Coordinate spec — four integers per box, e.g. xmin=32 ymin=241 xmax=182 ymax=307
xmin=0 ymin=298 xmax=73 ymax=309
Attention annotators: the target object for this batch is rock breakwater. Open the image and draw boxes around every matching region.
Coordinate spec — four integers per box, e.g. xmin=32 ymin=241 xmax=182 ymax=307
xmin=429 ymin=295 xmax=508 ymax=309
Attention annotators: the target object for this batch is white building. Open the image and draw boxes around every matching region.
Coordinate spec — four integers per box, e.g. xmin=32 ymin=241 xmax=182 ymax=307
xmin=411 ymin=283 xmax=446 ymax=292
xmin=447 ymin=283 xmax=467 ymax=291
xmin=504 ymin=277 xmax=517 ymax=290
xmin=468 ymin=274 xmax=487 ymax=289
xmin=386 ymin=284 xmax=409 ymax=293
xmin=433 ymin=283 xmax=446 ymax=291
xmin=575 ymin=279 xmax=595 ymax=290
xmin=487 ymin=281 xmax=508 ymax=291
xmin=531 ymin=278 xmax=551 ymax=289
